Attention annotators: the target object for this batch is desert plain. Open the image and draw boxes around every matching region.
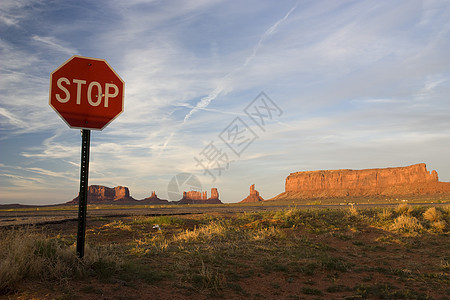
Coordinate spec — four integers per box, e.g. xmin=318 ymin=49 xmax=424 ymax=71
xmin=1 ymin=199 xmax=449 ymax=300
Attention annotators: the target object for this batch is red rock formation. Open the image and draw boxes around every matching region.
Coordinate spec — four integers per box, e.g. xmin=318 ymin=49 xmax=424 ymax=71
xmin=140 ymin=191 xmax=169 ymax=205
xmin=240 ymin=184 xmax=264 ymax=203
xmin=114 ymin=186 xmax=130 ymax=199
xmin=207 ymin=188 xmax=221 ymax=204
xmin=178 ymin=188 xmax=222 ymax=204
xmin=182 ymin=191 xmax=204 ymax=200
xmin=69 ymin=185 xmax=136 ymax=204
xmin=272 ymin=163 xmax=450 ymax=200
xmin=210 ymin=188 xmax=219 ymax=200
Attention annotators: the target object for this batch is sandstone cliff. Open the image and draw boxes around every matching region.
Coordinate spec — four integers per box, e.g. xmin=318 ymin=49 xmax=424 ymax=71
xmin=272 ymin=163 xmax=450 ymax=200
xmin=211 ymin=188 xmax=219 ymax=200
xmin=240 ymin=184 xmax=264 ymax=203
xmin=69 ymin=185 xmax=137 ymax=204
xmin=177 ymin=188 xmax=222 ymax=204
xmin=182 ymin=191 xmax=208 ymax=200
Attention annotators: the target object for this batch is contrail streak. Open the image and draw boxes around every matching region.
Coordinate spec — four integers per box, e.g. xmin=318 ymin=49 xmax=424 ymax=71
xmin=161 ymin=4 xmax=298 ymax=152
xmin=182 ymin=4 xmax=297 ymax=124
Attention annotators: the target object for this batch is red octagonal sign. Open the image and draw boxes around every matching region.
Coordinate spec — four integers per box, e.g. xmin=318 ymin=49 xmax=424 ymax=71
xmin=49 ymin=55 xmax=125 ymax=130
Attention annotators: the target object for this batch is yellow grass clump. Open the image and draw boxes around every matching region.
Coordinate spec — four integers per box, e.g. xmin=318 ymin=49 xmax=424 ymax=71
xmin=395 ymin=203 xmax=412 ymax=215
xmin=348 ymin=204 xmax=358 ymax=216
xmin=379 ymin=208 xmax=392 ymax=220
xmin=430 ymin=220 xmax=447 ymax=232
xmin=422 ymin=207 xmax=447 ymax=233
xmin=173 ymin=221 xmax=229 ymax=243
xmin=390 ymin=215 xmax=423 ymax=234
xmin=423 ymin=207 xmax=442 ymax=222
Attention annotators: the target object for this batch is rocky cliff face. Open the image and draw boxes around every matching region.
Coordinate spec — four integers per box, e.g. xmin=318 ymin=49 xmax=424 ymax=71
xmin=210 ymin=188 xmax=219 ymax=200
xmin=177 ymin=188 xmax=222 ymax=204
xmin=273 ymin=163 xmax=450 ymax=200
xmin=69 ymin=185 xmax=136 ymax=204
xmin=182 ymin=191 xmax=207 ymax=200
xmin=240 ymin=184 xmax=264 ymax=203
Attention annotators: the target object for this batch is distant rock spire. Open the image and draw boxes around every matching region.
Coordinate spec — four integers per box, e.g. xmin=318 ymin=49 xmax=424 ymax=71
xmin=239 ymin=184 xmax=264 ymax=203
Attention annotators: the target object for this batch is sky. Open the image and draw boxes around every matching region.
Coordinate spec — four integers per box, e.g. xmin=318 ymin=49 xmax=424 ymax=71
xmin=1 ymin=0 xmax=450 ymax=205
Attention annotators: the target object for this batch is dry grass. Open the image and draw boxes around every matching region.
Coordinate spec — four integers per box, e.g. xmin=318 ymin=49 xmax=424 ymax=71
xmin=0 ymin=228 xmax=76 ymax=293
xmin=131 ymin=218 xmax=286 ymax=256
xmin=423 ymin=207 xmax=442 ymax=222
xmin=2 ymin=205 xmax=449 ymax=299
xmin=250 ymin=226 xmax=285 ymax=241
xmin=348 ymin=204 xmax=358 ymax=216
xmin=385 ymin=205 xmax=449 ymax=234
xmin=422 ymin=207 xmax=447 ymax=232
xmin=390 ymin=215 xmax=424 ymax=234
xmin=431 ymin=220 xmax=447 ymax=232
xmin=395 ymin=203 xmax=413 ymax=215
xmin=0 ymin=228 xmax=122 ymax=294
xmin=379 ymin=208 xmax=391 ymax=220
xmin=442 ymin=259 xmax=450 ymax=272
xmin=103 ymin=220 xmax=132 ymax=231
xmin=173 ymin=220 xmax=230 ymax=243
xmin=193 ymin=260 xmax=227 ymax=292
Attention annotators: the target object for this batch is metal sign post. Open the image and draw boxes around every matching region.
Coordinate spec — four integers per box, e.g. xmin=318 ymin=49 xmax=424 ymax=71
xmin=76 ymin=129 xmax=90 ymax=258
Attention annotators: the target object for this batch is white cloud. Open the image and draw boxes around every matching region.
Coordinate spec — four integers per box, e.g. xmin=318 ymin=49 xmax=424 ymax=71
xmin=0 ymin=0 xmax=39 ymax=27
xmin=32 ymin=35 xmax=79 ymax=56
xmin=0 ymin=107 xmax=28 ymax=129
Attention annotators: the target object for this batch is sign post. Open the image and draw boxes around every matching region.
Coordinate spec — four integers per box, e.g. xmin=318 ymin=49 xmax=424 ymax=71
xmin=49 ymin=55 xmax=124 ymax=258
xmin=76 ymin=129 xmax=90 ymax=258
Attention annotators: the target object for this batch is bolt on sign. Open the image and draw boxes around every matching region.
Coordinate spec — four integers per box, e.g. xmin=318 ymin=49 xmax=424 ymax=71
xmin=49 ymin=55 xmax=125 ymax=258
xmin=49 ymin=55 xmax=125 ymax=130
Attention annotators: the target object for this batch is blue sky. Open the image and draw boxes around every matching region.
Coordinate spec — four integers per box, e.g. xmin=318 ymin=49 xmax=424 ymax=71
xmin=1 ymin=0 xmax=450 ymax=205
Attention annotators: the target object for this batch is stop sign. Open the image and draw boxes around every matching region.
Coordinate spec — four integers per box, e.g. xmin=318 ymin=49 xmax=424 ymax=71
xmin=49 ymin=55 xmax=124 ymax=130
